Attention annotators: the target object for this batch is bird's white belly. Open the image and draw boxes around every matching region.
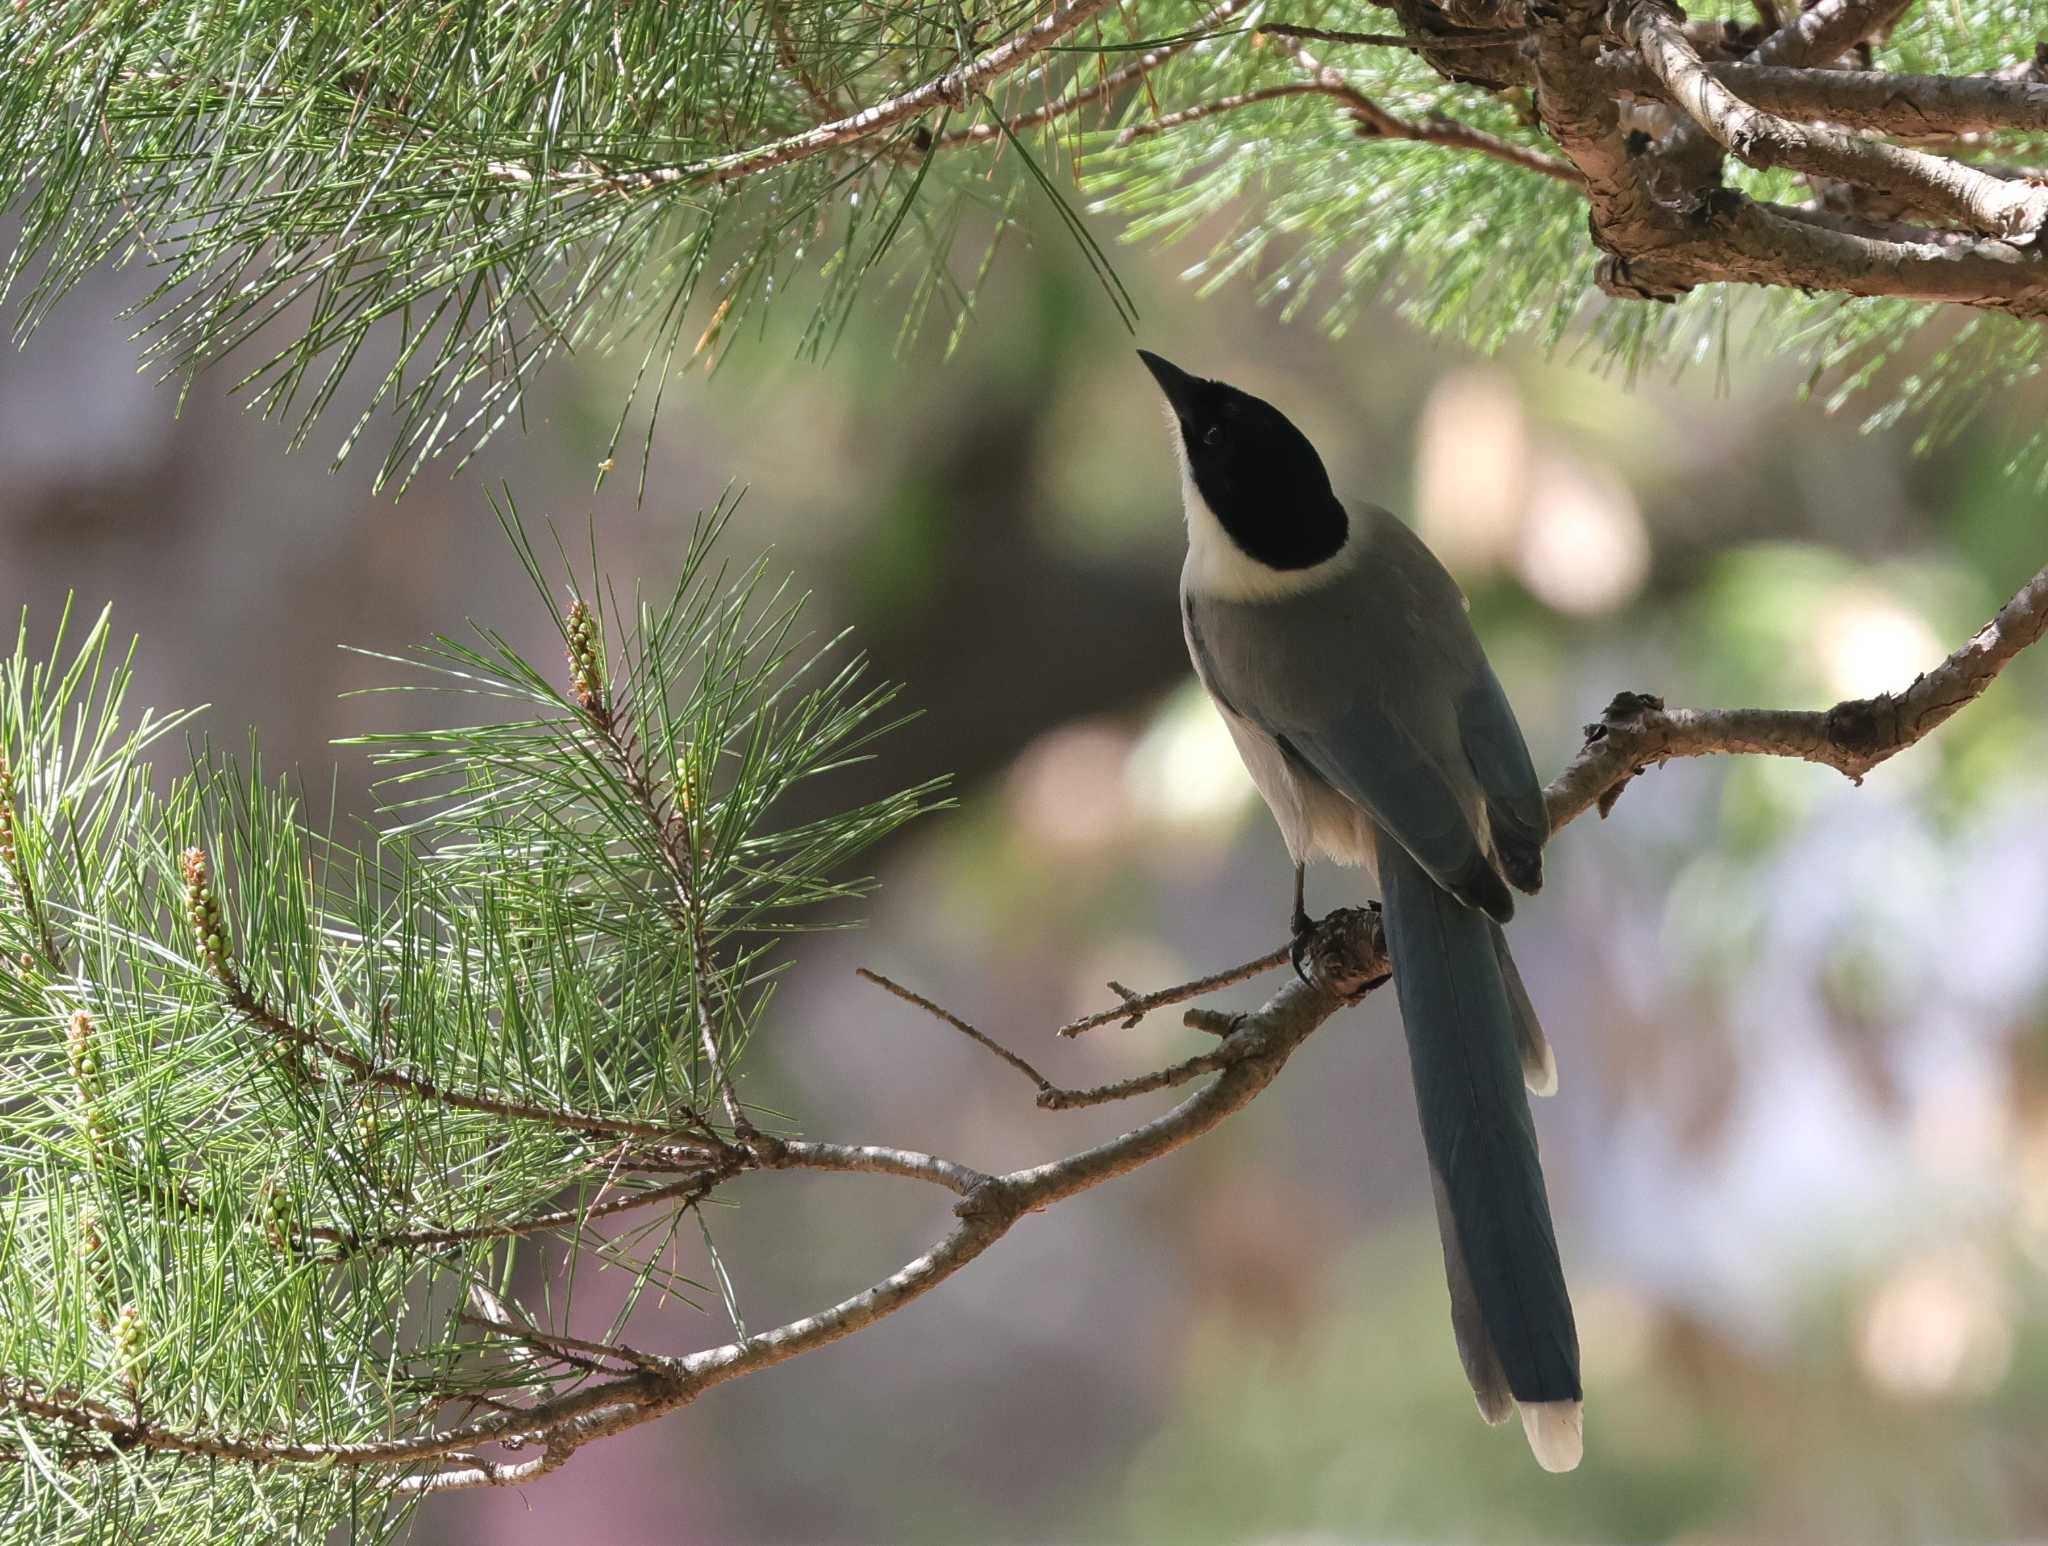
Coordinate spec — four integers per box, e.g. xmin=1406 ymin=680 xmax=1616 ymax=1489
xmin=1214 ymin=703 xmax=1382 ymax=876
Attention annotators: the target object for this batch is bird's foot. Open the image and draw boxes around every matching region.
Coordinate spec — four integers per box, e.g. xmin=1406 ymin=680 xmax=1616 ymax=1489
xmin=1344 ymin=900 xmax=1390 ymax=1000
xmin=1289 ymin=906 xmax=1318 ymax=986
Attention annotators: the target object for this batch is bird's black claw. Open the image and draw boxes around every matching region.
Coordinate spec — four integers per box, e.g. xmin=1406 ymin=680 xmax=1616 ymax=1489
xmin=1289 ymin=909 xmax=1316 ymax=985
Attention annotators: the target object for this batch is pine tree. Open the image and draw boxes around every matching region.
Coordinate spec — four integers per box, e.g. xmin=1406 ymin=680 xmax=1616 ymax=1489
xmin=6 ymin=3 xmax=2048 ymax=1538
xmin=4 ymin=0 xmax=2044 ymax=490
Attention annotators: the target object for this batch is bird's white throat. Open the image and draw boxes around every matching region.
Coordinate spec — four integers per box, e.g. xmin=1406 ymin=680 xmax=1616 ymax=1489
xmin=1177 ymin=461 xmax=1363 ymax=604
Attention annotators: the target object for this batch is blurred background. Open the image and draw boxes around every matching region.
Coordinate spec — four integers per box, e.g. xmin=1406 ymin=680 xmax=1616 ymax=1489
xmin=5 ymin=206 xmax=2048 ymax=1544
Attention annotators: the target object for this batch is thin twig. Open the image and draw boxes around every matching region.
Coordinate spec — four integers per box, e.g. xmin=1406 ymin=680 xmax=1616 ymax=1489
xmin=864 ymin=966 xmax=1252 ymax=1110
xmin=0 ymin=752 xmax=66 ymax=972
xmin=226 ymin=987 xmax=724 ymax=1152
xmin=857 ymin=966 xmax=1054 ymax=1092
xmin=1259 ymin=22 xmax=1527 ymax=51
xmin=310 ymin=1170 xmax=732 ymax=1261
xmin=1035 ymin=1043 xmax=1245 ymax=1108
xmin=939 ymin=0 xmax=1248 ymax=147
xmin=458 ymin=1310 xmax=674 ymax=1375
xmin=1114 ymin=49 xmax=1584 ymax=185
xmin=765 ymin=0 xmax=849 ymax=123
xmin=575 ymin=684 xmax=753 ymax=1136
xmin=1058 ymin=946 xmax=1289 ymax=1036
xmin=1117 ymin=79 xmax=1333 ymax=141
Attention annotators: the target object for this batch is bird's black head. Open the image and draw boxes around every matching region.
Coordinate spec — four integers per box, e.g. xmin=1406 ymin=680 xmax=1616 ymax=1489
xmin=1137 ymin=350 xmax=1347 ymax=571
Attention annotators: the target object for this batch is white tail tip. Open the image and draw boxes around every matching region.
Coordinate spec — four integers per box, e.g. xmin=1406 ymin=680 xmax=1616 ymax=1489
xmin=1525 ymin=1039 xmax=1559 ymax=1098
xmin=1518 ymin=1399 xmax=1583 ymax=1472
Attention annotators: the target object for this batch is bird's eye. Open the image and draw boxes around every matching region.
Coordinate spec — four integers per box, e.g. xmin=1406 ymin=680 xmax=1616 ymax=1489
xmin=1202 ymin=424 xmax=1225 ymax=447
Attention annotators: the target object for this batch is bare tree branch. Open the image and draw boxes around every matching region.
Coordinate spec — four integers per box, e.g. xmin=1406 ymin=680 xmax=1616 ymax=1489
xmin=1749 ymin=0 xmax=1919 ymax=68
xmin=1602 ymin=59 xmax=2048 ymax=138
xmin=1057 ymin=947 xmax=1290 ymax=1036
xmin=856 ymin=966 xmax=1056 ymax=1092
xmin=1546 ymin=556 xmax=2048 ymax=824
xmin=1258 ymin=22 xmax=1529 ymax=51
xmin=859 ymin=965 xmax=1254 ymax=1108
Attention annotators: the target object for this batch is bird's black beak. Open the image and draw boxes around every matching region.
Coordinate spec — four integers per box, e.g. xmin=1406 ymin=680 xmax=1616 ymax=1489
xmin=1137 ymin=349 xmax=1202 ymax=419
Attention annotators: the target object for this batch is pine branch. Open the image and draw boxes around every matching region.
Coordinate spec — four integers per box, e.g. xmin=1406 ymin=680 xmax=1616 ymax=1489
xmin=1616 ymin=0 xmax=2048 ymax=237
xmin=1748 ymin=0 xmax=1919 ymax=68
xmin=7 ymin=0 xmax=2048 ymax=483
xmin=1601 ymin=60 xmax=2048 ymax=138
xmin=11 ymin=538 xmax=2040 ymax=1524
xmin=939 ymin=0 xmax=1253 ymax=148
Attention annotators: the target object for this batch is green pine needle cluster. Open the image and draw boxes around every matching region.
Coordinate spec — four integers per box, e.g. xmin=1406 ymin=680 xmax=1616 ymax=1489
xmin=3 ymin=1 xmax=2044 ymax=487
xmin=0 ymin=496 xmax=939 ymax=1542
xmin=1075 ymin=13 xmax=2045 ymax=466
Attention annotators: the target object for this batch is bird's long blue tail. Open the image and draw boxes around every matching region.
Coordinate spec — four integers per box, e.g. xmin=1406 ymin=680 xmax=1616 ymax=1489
xmin=1375 ymin=826 xmax=1582 ymax=1470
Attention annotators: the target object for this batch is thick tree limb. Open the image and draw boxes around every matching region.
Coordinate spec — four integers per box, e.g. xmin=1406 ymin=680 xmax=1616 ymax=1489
xmin=1518 ymin=1 xmax=2048 ymax=313
xmin=1617 ymin=0 xmax=2048 ymax=237
xmin=1749 ymin=0 xmax=1919 ymax=68
xmin=1602 ymin=59 xmax=2048 ymax=138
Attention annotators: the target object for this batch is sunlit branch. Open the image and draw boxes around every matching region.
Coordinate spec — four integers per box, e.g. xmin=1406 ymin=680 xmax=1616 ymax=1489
xmin=1617 ymin=0 xmax=2048 ymax=237
xmin=1547 ymin=556 xmax=2048 ymax=825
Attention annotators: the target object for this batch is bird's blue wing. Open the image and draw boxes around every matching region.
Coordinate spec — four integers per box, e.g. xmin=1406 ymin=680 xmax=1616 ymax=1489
xmin=1183 ymin=505 xmax=1531 ymax=918
xmin=1283 ymin=701 xmax=1514 ymax=921
xmin=1458 ymin=670 xmax=1547 ymax=889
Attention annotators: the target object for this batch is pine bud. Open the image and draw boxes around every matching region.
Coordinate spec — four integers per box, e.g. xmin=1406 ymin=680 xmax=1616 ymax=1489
xmin=0 ymin=748 xmax=16 ymax=867
xmin=181 ymin=848 xmax=232 ymax=979
xmin=565 ymin=599 xmax=604 ymax=712
xmin=66 ymin=1009 xmax=115 ymax=1152
xmin=256 ymin=1175 xmax=295 ymax=1254
xmin=113 ymin=1304 xmax=145 ymax=1393
xmin=67 ymin=1009 xmax=101 ymax=1097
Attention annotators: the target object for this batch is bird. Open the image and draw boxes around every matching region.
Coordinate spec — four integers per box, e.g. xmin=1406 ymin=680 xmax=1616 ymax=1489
xmin=1137 ymin=349 xmax=1582 ymax=1473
